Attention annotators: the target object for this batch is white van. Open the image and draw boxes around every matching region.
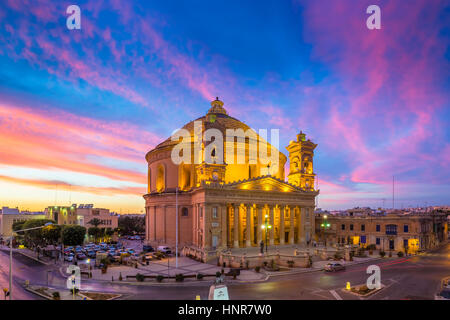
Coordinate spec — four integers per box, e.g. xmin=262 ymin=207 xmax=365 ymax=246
xmin=157 ymin=246 xmax=172 ymax=254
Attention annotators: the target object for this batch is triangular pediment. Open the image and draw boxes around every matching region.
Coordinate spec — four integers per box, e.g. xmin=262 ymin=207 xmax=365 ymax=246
xmin=224 ymin=175 xmax=304 ymax=193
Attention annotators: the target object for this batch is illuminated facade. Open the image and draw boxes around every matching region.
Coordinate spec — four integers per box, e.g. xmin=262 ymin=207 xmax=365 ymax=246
xmin=144 ymin=98 xmax=319 ymax=259
xmin=315 ymin=211 xmax=449 ymax=253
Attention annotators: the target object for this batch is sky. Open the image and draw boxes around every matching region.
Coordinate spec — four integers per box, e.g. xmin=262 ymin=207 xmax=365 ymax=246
xmin=0 ymin=0 xmax=449 ymax=212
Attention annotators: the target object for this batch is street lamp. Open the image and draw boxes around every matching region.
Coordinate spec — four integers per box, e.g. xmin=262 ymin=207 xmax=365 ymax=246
xmin=261 ymin=214 xmax=272 ymax=253
xmin=8 ymin=222 xmax=53 ymax=300
xmin=320 ymin=215 xmax=331 ymax=247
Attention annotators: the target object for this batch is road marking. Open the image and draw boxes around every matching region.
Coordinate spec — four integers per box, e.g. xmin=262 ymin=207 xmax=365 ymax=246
xmin=330 ymin=289 xmax=343 ymax=300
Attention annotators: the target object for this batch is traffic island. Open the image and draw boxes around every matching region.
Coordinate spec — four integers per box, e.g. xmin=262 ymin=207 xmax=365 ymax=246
xmin=25 ymin=284 xmax=121 ymax=300
xmin=341 ymin=283 xmax=385 ymax=298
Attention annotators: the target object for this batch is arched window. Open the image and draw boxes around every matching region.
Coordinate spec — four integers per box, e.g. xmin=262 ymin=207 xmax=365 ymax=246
xmin=179 ymin=163 xmax=191 ymax=190
xmin=156 ymin=164 xmax=165 ymax=192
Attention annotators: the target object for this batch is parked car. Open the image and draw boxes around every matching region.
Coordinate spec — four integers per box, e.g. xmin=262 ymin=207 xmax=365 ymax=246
xmin=87 ymin=251 xmax=96 ymax=258
xmin=157 ymin=246 xmax=172 ymax=254
xmin=143 ymin=245 xmax=154 ymax=253
xmin=76 ymin=253 xmax=87 ymax=260
xmin=435 ymin=288 xmax=450 ymax=300
xmin=65 ymin=254 xmax=74 ymax=262
xmin=324 ymin=263 xmax=346 ymax=272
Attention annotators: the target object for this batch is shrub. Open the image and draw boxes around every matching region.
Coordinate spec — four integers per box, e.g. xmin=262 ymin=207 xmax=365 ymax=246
xmin=136 ymin=273 xmax=145 ymax=282
xmin=196 ymin=273 xmax=204 ymax=280
xmin=221 ymin=268 xmax=224 ymax=275
xmin=334 ymin=253 xmax=342 ymax=260
xmin=52 ymin=291 xmax=60 ymax=300
xmin=379 ymin=251 xmax=386 ymax=257
xmin=397 ymin=251 xmax=404 ymax=257
xmin=175 ymin=273 xmax=185 ymax=282
xmin=156 ymin=275 xmax=164 ymax=282
xmin=216 ymin=271 xmax=222 ymax=278
xmin=287 ymin=260 xmax=294 ymax=268
xmin=388 ymin=251 xmax=392 ymax=257
xmin=119 ymin=272 xmax=123 ymax=281
xmin=255 ymin=266 xmax=261 ymax=273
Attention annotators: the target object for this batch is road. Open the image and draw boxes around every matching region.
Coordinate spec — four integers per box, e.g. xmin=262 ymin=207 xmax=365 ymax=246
xmin=0 ymin=243 xmax=448 ymax=300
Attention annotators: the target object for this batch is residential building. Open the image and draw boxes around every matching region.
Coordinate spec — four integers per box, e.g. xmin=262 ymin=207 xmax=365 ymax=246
xmin=0 ymin=207 xmax=45 ymax=237
xmin=315 ymin=210 xmax=449 ymax=253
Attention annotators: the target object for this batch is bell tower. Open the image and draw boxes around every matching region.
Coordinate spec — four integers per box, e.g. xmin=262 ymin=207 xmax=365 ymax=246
xmin=195 ymin=98 xmax=227 ymax=186
xmin=286 ymin=131 xmax=317 ymax=191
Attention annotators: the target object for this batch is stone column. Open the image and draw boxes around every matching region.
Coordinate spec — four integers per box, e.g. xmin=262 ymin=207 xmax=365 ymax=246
xmin=250 ymin=205 xmax=255 ymax=246
xmin=163 ymin=205 xmax=167 ymax=243
xmin=233 ymin=204 xmax=239 ymax=248
xmin=301 ymin=207 xmax=306 ymax=244
xmin=269 ymin=205 xmax=275 ymax=246
xmin=297 ymin=207 xmax=302 ymax=244
xmin=245 ymin=204 xmax=252 ymax=247
xmin=289 ymin=206 xmax=295 ymax=244
xmin=257 ymin=205 xmax=263 ymax=245
xmin=309 ymin=207 xmax=316 ymax=241
xmin=221 ymin=205 xmax=227 ymax=249
xmin=280 ymin=205 xmax=285 ymax=245
xmin=192 ymin=204 xmax=197 ymax=247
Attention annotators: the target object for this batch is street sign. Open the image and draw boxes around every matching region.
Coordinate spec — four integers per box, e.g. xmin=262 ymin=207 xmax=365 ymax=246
xmin=208 ymin=284 xmax=229 ymax=300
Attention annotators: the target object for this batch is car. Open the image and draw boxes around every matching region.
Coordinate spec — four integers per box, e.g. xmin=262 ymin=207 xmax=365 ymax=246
xmin=143 ymin=245 xmax=154 ymax=253
xmin=157 ymin=246 xmax=172 ymax=254
xmin=65 ymin=254 xmax=74 ymax=262
xmin=87 ymin=251 xmax=96 ymax=258
xmin=435 ymin=288 xmax=450 ymax=300
xmin=126 ymin=248 xmax=135 ymax=254
xmin=76 ymin=253 xmax=87 ymax=260
xmin=324 ymin=263 xmax=346 ymax=272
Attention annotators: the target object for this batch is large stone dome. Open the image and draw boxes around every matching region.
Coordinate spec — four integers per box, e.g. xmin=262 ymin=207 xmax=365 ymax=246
xmin=145 ymin=98 xmax=287 ymax=193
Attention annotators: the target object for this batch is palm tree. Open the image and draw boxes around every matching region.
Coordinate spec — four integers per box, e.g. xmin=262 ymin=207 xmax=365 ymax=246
xmin=87 ymin=218 xmax=102 ymax=228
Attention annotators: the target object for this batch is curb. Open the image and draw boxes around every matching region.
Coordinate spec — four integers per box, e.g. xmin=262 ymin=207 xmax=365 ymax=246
xmin=14 ymin=250 xmax=51 ymax=266
xmin=23 ymin=286 xmax=52 ymax=300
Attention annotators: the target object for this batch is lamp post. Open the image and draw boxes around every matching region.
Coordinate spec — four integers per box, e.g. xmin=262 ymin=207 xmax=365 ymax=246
xmin=176 ymin=187 xmax=178 ymax=269
xmin=320 ymin=215 xmax=330 ymax=248
xmin=8 ymin=222 xmax=53 ymax=300
xmin=260 ymin=214 xmax=272 ymax=253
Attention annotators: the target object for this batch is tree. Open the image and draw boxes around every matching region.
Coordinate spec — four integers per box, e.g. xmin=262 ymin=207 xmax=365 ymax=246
xmin=62 ymin=225 xmax=86 ymax=246
xmin=118 ymin=215 xmax=145 ymax=235
xmin=87 ymin=218 xmax=102 ymax=228
xmin=20 ymin=219 xmax=56 ymax=248
xmin=88 ymin=227 xmax=101 ymax=243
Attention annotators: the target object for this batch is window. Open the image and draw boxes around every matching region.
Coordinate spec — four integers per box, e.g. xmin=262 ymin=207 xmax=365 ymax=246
xmin=199 ymin=207 xmax=203 ymax=218
xmin=361 ymin=224 xmax=365 ymax=232
xmin=403 ymin=225 xmax=409 ymax=233
xmin=181 ymin=207 xmax=189 ymax=217
xmin=376 ymin=238 xmax=380 ymax=245
xmin=212 ymin=207 xmax=218 ymax=219
xmin=386 ymin=224 xmax=397 ymax=235
xmin=376 ymin=224 xmax=380 ymax=232
xmin=350 ymin=224 xmax=354 ymax=231
xmin=341 ymin=224 xmax=345 ymax=230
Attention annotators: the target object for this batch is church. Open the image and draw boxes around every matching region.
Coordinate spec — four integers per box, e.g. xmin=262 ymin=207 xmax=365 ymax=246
xmin=144 ymin=98 xmax=318 ymax=257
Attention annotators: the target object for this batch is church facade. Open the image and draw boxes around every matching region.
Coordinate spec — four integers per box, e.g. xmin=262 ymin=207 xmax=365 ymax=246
xmin=144 ymin=98 xmax=319 ymax=255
